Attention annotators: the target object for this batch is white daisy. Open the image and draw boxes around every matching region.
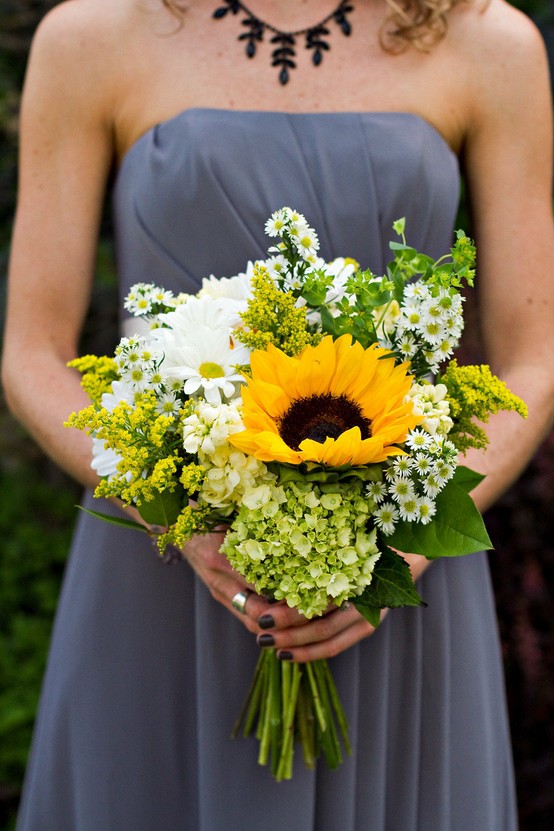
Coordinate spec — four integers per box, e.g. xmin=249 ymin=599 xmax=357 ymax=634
xmin=91 ymin=438 xmax=122 ymax=480
xmin=158 ymin=324 xmax=249 ymax=404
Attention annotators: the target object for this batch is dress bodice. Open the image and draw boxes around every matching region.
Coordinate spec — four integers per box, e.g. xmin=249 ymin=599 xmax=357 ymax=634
xmin=113 ymin=108 xmax=459 ymax=305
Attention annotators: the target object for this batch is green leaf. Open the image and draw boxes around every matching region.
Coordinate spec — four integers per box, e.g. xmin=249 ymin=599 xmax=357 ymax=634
xmin=387 ymin=481 xmax=492 ymax=558
xmin=320 ymin=305 xmax=340 ymax=337
xmin=452 ymin=465 xmax=485 ymax=493
xmin=392 ymin=217 xmax=406 ymax=236
xmin=136 ymin=487 xmax=185 ymax=527
xmin=77 ymin=506 xmax=147 ymax=533
xmin=354 ymin=546 xmax=424 ymax=612
xmin=270 ymin=462 xmax=383 ymax=487
xmin=302 ymin=286 xmax=328 ymax=305
xmin=355 ymin=605 xmax=381 ymax=627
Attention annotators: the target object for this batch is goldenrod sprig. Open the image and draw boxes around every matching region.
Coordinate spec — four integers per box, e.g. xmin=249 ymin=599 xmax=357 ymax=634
xmin=440 ymin=360 xmax=528 ymax=452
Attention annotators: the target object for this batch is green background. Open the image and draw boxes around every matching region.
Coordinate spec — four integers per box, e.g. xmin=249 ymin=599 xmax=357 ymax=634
xmin=1 ymin=2 xmax=553 ymax=829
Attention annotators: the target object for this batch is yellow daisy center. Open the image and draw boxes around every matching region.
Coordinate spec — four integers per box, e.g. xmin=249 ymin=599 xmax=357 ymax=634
xmin=199 ymin=361 xmax=225 ymax=379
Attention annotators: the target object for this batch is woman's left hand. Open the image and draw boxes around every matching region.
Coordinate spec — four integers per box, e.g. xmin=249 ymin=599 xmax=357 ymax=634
xmin=253 ymin=601 xmax=382 ymax=662
xmin=249 ymin=550 xmax=430 ymax=662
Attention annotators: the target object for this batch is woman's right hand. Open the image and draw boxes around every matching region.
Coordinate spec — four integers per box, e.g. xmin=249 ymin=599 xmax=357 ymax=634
xmin=181 ymin=532 xmax=268 ymax=633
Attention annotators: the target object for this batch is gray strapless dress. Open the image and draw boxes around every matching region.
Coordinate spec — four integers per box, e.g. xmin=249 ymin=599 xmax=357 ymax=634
xmin=16 ymin=110 xmax=517 ymax=831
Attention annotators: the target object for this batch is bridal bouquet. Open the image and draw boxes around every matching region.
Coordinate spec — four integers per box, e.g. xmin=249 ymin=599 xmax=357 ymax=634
xmin=66 ymin=207 xmax=526 ymax=780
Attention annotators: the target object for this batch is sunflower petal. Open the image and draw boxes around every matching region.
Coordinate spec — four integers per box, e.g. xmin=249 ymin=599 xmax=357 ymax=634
xmin=241 ymin=380 xmax=290 ymax=420
xmin=294 ymin=336 xmax=337 ymax=397
xmin=230 ymin=429 xmax=302 ymax=463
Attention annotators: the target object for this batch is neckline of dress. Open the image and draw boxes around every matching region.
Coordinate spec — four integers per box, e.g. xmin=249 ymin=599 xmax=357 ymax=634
xmin=117 ymin=107 xmax=457 ymax=173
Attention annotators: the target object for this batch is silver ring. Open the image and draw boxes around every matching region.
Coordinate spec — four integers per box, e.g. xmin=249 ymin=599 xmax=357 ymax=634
xmin=231 ymin=590 xmax=251 ymax=615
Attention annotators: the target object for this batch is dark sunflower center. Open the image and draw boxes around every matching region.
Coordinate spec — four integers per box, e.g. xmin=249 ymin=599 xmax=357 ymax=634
xmin=278 ymin=394 xmax=372 ymax=451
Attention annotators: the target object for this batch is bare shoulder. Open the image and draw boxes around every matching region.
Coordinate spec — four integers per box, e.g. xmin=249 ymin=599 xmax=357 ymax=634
xmin=450 ymin=0 xmax=545 ymax=46
xmin=31 ymin=0 xmax=126 ymax=68
xmin=449 ymin=0 xmax=550 ymax=100
xmin=25 ymin=0 xmax=161 ymax=125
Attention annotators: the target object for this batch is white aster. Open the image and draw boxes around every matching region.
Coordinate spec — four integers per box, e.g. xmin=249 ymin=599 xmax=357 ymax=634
xmin=155 ymin=391 xmax=181 ymax=417
xmin=366 ymin=481 xmax=387 ymax=503
xmin=388 ymin=477 xmax=416 ymax=502
xmin=422 ymin=474 xmax=442 ymax=498
xmin=373 ymin=502 xmax=399 ymax=535
xmin=405 ymin=428 xmax=432 ymax=452
xmin=417 ymin=496 xmax=437 ymax=525
xmin=413 ymin=452 xmax=432 ymax=476
xmin=397 ymin=496 xmax=420 ymax=522
xmin=392 ymin=456 xmax=414 ymax=478
xmin=124 ymin=283 xmax=176 ymax=317
xmin=265 ymin=208 xmax=289 ymax=237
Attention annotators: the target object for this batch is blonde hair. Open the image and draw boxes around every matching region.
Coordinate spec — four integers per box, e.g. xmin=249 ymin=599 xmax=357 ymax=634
xmin=381 ymin=0 xmax=471 ymax=52
xmin=160 ymin=0 xmax=472 ymax=51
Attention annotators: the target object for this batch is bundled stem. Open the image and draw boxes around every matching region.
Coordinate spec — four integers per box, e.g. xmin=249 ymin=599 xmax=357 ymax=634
xmin=233 ymin=649 xmax=351 ymax=781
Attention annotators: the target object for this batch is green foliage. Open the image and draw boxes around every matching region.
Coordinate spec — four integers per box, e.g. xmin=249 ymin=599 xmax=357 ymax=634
xmin=388 ymin=467 xmax=493 ymax=558
xmin=0 ymin=463 xmax=75 ymax=791
xmin=355 ymin=545 xmax=425 ymax=627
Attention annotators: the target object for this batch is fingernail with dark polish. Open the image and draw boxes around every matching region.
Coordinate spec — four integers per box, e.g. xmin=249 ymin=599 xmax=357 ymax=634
xmin=258 ymin=614 xmax=275 ymax=629
xmin=257 ymin=633 xmax=275 ymax=647
xmin=277 ymin=650 xmax=293 ymax=661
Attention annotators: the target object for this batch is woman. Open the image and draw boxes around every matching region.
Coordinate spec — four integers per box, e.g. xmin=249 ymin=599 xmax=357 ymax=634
xmin=3 ymin=0 xmax=554 ymax=828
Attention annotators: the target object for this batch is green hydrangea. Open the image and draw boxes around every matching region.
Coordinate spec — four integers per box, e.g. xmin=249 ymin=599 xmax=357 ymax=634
xmin=222 ymin=479 xmax=381 ymax=618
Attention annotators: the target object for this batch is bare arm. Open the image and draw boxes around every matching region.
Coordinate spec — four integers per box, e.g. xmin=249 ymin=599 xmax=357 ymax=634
xmin=2 ymin=5 xmax=115 ymax=488
xmin=460 ymin=4 xmax=554 ymax=512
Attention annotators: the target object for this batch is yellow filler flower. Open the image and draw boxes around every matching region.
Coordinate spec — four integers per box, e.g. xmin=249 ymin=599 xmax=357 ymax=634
xmin=230 ymin=335 xmax=422 ymax=466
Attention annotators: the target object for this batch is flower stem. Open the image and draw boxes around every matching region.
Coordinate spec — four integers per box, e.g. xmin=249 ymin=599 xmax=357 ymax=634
xmin=275 ymin=662 xmax=302 ymax=781
xmin=305 ymin=660 xmax=327 ymax=732
xmin=314 ymin=660 xmax=341 ymax=769
xmin=268 ymin=650 xmax=283 ymax=778
xmin=231 ymin=649 xmax=266 ymax=738
xmin=296 ymin=678 xmax=316 ymax=769
xmin=321 ymin=659 xmax=352 ymax=755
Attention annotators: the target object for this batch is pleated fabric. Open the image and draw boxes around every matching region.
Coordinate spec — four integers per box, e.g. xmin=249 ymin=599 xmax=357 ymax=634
xmin=17 ymin=110 xmax=517 ymax=831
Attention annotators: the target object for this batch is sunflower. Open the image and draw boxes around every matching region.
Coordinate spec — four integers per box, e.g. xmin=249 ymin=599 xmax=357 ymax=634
xmin=230 ymin=335 xmax=422 ymax=466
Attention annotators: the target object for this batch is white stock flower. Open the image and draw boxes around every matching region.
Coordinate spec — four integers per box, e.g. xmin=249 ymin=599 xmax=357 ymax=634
xmin=182 ymin=400 xmax=244 ymax=456
xmin=198 ymin=448 xmax=272 ymax=509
